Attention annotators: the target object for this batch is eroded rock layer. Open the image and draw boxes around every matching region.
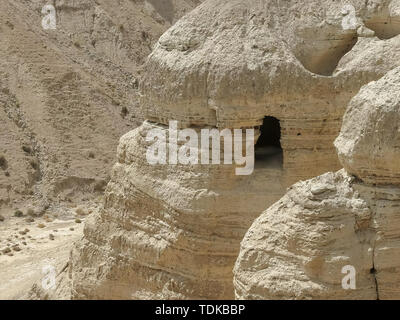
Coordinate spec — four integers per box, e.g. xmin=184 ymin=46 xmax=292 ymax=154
xmin=140 ymin=0 xmax=400 ymax=180
xmin=69 ymin=0 xmax=400 ymax=299
xmin=70 ymin=121 xmax=287 ymax=299
xmin=234 ymin=66 xmax=400 ymax=300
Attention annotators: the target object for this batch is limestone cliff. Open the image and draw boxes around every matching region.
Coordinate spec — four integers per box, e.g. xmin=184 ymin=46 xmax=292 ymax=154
xmin=234 ymin=66 xmax=400 ymax=300
xmin=67 ymin=0 xmax=400 ymax=299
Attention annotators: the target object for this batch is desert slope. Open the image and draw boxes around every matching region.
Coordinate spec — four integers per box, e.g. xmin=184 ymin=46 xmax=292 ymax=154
xmin=0 ymin=0 xmax=202 ymax=217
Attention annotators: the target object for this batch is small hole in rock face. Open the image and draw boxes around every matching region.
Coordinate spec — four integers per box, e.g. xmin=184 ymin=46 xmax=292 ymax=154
xmin=297 ymin=133 xmax=301 ymax=136
xmin=370 ymin=268 xmax=377 ymax=274
xmin=255 ymin=116 xmax=283 ymax=169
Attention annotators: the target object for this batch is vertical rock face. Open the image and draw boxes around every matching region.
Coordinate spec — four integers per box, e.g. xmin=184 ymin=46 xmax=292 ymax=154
xmin=69 ymin=0 xmax=400 ymax=299
xmin=234 ymin=66 xmax=400 ymax=300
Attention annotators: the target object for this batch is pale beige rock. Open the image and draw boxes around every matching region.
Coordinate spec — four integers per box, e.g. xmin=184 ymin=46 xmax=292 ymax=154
xmin=335 ymin=67 xmax=400 ymax=185
xmin=69 ymin=123 xmax=280 ymax=299
xmin=139 ymin=0 xmax=400 ymax=183
xmin=234 ymin=66 xmax=400 ymax=300
xmin=234 ymin=169 xmax=378 ymax=299
xmin=69 ymin=0 xmax=400 ymax=300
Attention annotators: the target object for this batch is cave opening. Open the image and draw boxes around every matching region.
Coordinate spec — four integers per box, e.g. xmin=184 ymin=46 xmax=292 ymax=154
xmin=255 ymin=116 xmax=283 ymax=168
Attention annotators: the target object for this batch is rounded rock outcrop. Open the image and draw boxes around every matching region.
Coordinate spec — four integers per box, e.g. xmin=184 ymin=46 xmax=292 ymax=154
xmin=140 ymin=0 xmax=400 ymax=128
xmin=335 ymin=67 xmax=400 ymax=185
xmin=234 ymin=170 xmax=377 ymax=300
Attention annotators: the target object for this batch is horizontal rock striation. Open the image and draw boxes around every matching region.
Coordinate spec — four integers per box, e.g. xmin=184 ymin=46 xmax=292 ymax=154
xmin=70 ymin=122 xmax=284 ymax=299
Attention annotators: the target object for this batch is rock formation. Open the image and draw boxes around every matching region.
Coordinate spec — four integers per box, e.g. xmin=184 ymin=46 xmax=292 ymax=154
xmin=67 ymin=0 xmax=400 ymax=299
xmin=0 ymin=0 xmax=203 ymax=300
xmin=234 ymin=66 xmax=400 ymax=300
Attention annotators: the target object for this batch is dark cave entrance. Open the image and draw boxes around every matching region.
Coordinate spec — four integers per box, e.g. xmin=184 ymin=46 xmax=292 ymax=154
xmin=255 ymin=116 xmax=283 ymax=168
